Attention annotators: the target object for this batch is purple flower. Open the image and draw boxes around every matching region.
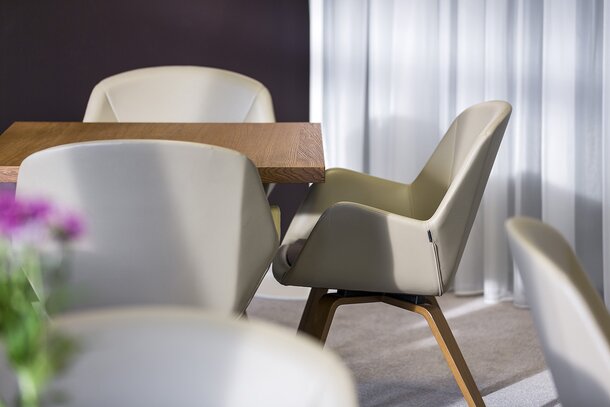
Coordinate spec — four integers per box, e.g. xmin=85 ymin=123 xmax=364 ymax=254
xmin=0 ymin=191 xmax=84 ymax=242
xmin=0 ymin=191 xmax=54 ymax=236
xmin=0 ymin=191 xmax=26 ymax=236
xmin=25 ymin=199 xmax=52 ymax=220
xmin=52 ymin=213 xmax=85 ymax=242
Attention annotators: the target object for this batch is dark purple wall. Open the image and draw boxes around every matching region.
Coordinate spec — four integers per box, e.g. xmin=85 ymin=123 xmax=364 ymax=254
xmin=0 ymin=0 xmax=309 ymax=130
xmin=0 ymin=0 xmax=310 ymax=236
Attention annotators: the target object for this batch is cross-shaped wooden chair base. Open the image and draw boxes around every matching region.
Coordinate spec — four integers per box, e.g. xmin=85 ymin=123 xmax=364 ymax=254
xmin=298 ymin=288 xmax=485 ymax=407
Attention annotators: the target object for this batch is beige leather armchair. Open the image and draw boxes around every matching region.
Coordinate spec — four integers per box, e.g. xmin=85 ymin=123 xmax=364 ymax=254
xmin=16 ymin=140 xmax=278 ymax=315
xmin=506 ymin=217 xmax=610 ymax=406
xmin=83 ymin=65 xmax=280 ymax=217
xmin=2 ymin=308 xmax=358 ymax=406
xmin=83 ymin=65 xmax=275 ymax=123
xmin=273 ymin=101 xmax=512 ymax=406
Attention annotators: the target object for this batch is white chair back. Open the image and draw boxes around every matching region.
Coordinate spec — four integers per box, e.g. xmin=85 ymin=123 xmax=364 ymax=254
xmin=16 ymin=140 xmax=278 ymax=314
xmin=83 ymin=66 xmax=275 ymax=123
xmin=1 ymin=308 xmax=357 ymax=407
xmin=506 ymin=217 xmax=610 ymax=406
xmin=421 ymin=101 xmax=511 ymax=290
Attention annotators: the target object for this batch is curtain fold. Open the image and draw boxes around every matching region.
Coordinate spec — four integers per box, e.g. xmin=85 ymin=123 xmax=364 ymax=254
xmin=310 ymin=0 xmax=610 ymax=307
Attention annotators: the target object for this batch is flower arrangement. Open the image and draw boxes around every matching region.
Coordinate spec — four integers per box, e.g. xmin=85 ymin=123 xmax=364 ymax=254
xmin=0 ymin=190 xmax=83 ymax=407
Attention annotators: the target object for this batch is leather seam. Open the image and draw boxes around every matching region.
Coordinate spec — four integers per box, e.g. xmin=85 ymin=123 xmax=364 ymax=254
xmin=243 ymin=86 xmax=265 ymax=121
xmin=429 ymin=230 xmax=444 ymax=295
xmin=104 ymin=90 xmax=120 ymax=121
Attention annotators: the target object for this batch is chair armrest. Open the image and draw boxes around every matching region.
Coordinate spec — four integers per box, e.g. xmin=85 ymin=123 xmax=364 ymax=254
xmin=274 ymin=202 xmax=442 ymax=296
xmin=283 ymin=168 xmax=412 ymax=246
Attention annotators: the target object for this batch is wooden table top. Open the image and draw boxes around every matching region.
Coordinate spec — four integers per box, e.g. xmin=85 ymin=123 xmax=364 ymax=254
xmin=0 ymin=122 xmax=325 ymax=183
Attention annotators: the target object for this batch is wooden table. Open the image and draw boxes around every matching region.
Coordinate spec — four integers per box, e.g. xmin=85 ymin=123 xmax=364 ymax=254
xmin=0 ymin=122 xmax=325 ymax=184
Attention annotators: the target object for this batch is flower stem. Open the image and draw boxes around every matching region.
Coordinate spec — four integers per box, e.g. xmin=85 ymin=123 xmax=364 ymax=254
xmin=16 ymin=368 xmax=39 ymax=407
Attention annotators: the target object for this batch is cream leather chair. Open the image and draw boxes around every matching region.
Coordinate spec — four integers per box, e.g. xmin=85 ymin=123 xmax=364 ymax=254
xmin=273 ymin=101 xmax=512 ymax=406
xmin=83 ymin=66 xmax=275 ymax=123
xmin=83 ymin=65 xmax=279 ymax=218
xmin=506 ymin=217 xmax=610 ymax=406
xmin=16 ymin=140 xmax=278 ymax=315
xmin=0 ymin=308 xmax=357 ymax=406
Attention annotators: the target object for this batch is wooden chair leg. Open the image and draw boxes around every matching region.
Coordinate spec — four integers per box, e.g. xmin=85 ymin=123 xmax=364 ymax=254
xmin=298 ymin=288 xmax=337 ymax=343
xmin=298 ymin=291 xmax=484 ymax=406
xmin=384 ymin=295 xmax=485 ymax=407
xmin=299 ymin=290 xmax=385 ymax=344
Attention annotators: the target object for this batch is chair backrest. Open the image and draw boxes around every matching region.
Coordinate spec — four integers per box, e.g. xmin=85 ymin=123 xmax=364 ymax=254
xmin=0 ymin=308 xmax=357 ymax=407
xmin=506 ymin=217 xmax=610 ymax=406
xmin=415 ymin=101 xmax=511 ymax=290
xmin=83 ymin=66 xmax=275 ymax=123
xmin=16 ymin=140 xmax=278 ymax=314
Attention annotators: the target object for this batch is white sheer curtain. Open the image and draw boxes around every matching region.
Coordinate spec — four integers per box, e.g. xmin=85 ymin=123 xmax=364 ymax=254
xmin=310 ymin=0 xmax=610 ymax=307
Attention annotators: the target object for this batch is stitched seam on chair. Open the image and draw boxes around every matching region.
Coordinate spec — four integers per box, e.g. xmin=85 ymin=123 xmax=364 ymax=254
xmin=429 ymin=230 xmax=444 ymax=295
xmin=243 ymin=86 xmax=265 ymax=121
xmin=104 ymin=90 xmax=120 ymax=121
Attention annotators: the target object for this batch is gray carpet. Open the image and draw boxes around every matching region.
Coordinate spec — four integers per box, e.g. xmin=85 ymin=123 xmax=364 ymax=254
xmin=247 ymin=293 xmax=559 ymax=407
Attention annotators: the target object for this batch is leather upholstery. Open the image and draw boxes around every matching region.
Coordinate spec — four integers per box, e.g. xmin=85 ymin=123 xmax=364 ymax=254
xmin=0 ymin=308 xmax=357 ymax=406
xmin=506 ymin=217 xmax=610 ymax=406
xmin=83 ymin=66 xmax=277 ymax=198
xmin=83 ymin=66 xmax=275 ymax=123
xmin=16 ymin=140 xmax=278 ymax=314
xmin=274 ymin=101 xmax=511 ymax=295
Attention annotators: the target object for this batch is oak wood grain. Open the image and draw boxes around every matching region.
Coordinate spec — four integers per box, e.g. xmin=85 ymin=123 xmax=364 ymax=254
xmin=0 ymin=122 xmax=325 ymax=183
